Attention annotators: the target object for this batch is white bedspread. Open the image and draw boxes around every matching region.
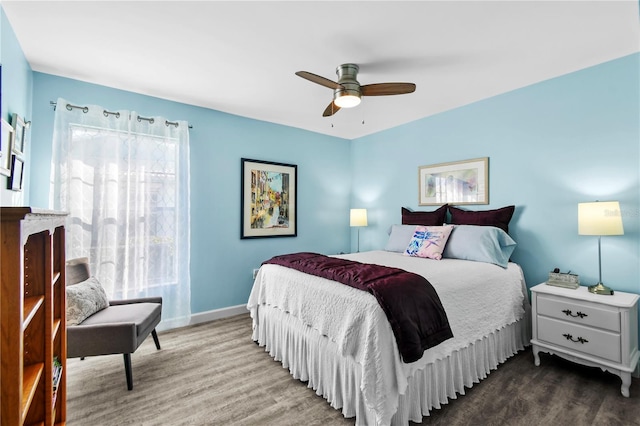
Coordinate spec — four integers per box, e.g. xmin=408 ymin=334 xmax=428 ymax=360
xmin=247 ymin=250 xmax=527 ymax=425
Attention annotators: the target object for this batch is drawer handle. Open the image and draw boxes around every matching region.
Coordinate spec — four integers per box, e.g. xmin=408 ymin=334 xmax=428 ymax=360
xmin=562 ymin=309 xmax=587 ymax=318
xmin=562 ymin=333 xmax=588 ymax=344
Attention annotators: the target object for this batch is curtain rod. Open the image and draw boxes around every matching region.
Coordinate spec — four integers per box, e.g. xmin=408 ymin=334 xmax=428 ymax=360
xmin=50 ymin=101 xmax=193 ymax=129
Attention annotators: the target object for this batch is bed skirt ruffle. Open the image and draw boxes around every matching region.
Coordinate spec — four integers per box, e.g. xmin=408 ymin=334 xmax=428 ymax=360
xmin=252 ymin=305 xmax=531 ymax=426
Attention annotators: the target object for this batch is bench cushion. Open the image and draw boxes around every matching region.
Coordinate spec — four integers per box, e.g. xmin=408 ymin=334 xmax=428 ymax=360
xmin=82 ymin=303 xmax=162 ymax=337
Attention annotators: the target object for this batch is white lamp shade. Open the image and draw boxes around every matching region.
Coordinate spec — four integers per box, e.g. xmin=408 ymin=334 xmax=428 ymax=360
xmin=578 ymin=201 xmax=624 ymax=236
xmin=350 ymin=209 xmax=368 ymax=227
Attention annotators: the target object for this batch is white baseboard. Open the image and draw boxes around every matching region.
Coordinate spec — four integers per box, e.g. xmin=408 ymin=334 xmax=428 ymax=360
xmin=157 ymin=304 xmax=249 ymax=332
xmin=188 ymin=304 xmax=249 ymax=325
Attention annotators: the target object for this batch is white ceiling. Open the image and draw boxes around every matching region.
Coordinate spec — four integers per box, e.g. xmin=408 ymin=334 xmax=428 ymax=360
xmin=3 ymin=1 xmax=639 ymax=139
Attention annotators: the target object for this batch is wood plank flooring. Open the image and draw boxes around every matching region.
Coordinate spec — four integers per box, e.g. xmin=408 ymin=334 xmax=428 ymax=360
xmin=66 ymin=313 xmax=640 ymax=425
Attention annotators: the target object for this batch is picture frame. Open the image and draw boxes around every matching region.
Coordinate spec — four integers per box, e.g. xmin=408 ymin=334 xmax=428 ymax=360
xmin=0 ymin=118 xmax=13 ymax=177
xmin=9 ymin=155 xmax=24 ymax=191
xmin=10 ymin=113 xmax=26 ymax=156
xmin=241 ymin=158 xmax=297 ymax=239
xmin=418 ymin=157 xmax=489 ymax=206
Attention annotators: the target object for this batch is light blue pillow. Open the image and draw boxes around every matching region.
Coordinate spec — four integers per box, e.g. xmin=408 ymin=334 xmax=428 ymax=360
xmin=384 ymin=224 xmax=417 ymax=252
xmin=442 ymin=225 xmax=516 ymax=268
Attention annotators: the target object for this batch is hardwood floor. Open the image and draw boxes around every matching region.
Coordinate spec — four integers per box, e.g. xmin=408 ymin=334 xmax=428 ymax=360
xmin=417 ymin=349 xmax=640 ymax=425
xmin=66 ymin=313 xmax=640 ymax=425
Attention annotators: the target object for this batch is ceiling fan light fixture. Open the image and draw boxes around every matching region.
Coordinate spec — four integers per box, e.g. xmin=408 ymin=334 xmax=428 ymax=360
xmin=296 ymin=62 xmax=415 ymax=117
xmin=334 ymin=93 xmax=361 ymax=108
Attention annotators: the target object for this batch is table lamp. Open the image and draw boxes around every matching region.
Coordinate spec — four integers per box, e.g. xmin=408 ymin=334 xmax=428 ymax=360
xmin=350 ymin=208 xmax=368 ymax=252
xmin=578 ymin=201 xmax=624 ymax=295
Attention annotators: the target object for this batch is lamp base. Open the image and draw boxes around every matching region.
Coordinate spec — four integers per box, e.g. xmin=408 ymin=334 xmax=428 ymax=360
xmin=588 ymin=282 xmax=614 ymax=295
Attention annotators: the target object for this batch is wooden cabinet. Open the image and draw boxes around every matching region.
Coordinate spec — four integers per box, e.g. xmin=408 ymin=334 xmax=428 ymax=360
xmin=1 ymin=207 xmax=68 ymax=425
xmin=531 ymin=282 xmax=639 ymax=397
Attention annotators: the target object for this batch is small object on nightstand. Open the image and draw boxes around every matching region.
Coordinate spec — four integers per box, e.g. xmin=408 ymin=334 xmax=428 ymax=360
xmin=546 ymin=268 xmax=579 ymax=289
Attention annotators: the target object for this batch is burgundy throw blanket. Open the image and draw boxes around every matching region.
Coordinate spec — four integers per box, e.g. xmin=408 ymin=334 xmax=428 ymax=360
xmin=263 ymin=252 xmax=453 ymax=363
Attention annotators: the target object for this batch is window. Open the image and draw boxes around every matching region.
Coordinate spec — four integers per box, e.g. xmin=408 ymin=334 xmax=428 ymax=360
xmin=51 ymin=100 xmax=191 ymax=329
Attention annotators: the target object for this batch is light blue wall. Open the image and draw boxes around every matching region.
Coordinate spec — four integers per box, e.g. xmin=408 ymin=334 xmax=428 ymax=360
xmin=5 ymin=2 xmax=639 ymax=321
xmin=29 ymin=73 xmax=351 ymax=314
xmin=351 ymin=53 xmax=640 ymax=296
xmin=0 ymin=7 xmax=32 ymax=206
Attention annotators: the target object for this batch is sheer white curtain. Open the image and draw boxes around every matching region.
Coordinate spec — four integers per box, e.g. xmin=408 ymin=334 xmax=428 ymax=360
xmin=50 ymin=98 xmax=191 ymax=329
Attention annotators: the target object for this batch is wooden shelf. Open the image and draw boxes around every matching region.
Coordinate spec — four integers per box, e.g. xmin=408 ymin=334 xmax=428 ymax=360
xmin=23 ymin=296 xmax=45 ymax=330
xmin=52 ymin=319 xmax=61 ymax=341
xmin=53 ymin=271 xmax=61 ymax=287
xmin=2 ymin=208 xmax=68 ymax=426
xmin=21 ymin=363 xmax=44 ymax=422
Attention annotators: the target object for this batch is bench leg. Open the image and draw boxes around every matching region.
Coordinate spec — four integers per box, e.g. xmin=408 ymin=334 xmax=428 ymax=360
xmin=151 ymin=329 xmax=161 ymax=350
xmin=123 ymin=354 xmax=133 ymax=391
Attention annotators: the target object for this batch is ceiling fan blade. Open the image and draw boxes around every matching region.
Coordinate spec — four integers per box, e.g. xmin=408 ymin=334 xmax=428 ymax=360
xmin=322 ymin=101 xmax=341 ymax=117
xmin=296 ymin=71 xmax=342 ymax=90
xmin=361 ymin=83 xmax=416 ymax=96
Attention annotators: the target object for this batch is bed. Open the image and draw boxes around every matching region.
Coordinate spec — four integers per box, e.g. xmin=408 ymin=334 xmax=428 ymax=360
xmin=247 ymin=208 xmax=531 ymax=425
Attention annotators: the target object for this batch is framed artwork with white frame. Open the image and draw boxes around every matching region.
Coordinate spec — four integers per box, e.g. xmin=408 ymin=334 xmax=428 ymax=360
xmin=418 ymin=157 xmax=489 ymax=206
xmin=0 ymin=118 xmax=13 ymax=176
xmin=10 ymin=113 xmax=26 ymax=156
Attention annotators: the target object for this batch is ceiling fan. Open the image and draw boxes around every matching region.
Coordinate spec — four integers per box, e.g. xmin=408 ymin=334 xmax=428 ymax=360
xmin=295 ymin=63 xmax=416 ymax=117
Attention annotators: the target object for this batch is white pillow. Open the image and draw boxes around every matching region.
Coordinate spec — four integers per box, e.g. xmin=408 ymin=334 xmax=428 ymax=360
xmin=66 ymin=276 xmax=109 ymax=326
xmin=384 ymin=224 xmax=418 ymax=252
xmin=442 ymin=224 xmax=517 ymax=268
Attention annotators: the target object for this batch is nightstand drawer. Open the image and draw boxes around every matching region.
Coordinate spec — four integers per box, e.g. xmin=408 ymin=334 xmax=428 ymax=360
xmin=537 ymin=316 xmax=621 ymax=363
xmin=537 ymin=294 xmax=620 ymax=333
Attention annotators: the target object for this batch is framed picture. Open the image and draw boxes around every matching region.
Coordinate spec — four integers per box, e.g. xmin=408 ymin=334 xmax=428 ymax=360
xmin=418 ymin=157 xmax=489 ymax=206
xmin=10 ymin=113 xmax=26 ymax=155
xmin=241 ymin=158 xmax=297 ymax=239
xmin=9 ymin=155 xmax=24 ymax=191
xmin=0 ymin=119 xmax=13 ymax=177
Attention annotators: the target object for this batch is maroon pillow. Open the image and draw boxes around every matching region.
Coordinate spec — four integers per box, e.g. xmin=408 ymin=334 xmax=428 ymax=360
xmin=448 ymin=205 xmax=515 ymax=233
xmin=401 ymin=205 xmax=447 ymax=226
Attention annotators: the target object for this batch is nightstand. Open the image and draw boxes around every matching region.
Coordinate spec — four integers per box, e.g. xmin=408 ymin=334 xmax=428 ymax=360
xmin=531 ymin=283 xmax=639 ymax=397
